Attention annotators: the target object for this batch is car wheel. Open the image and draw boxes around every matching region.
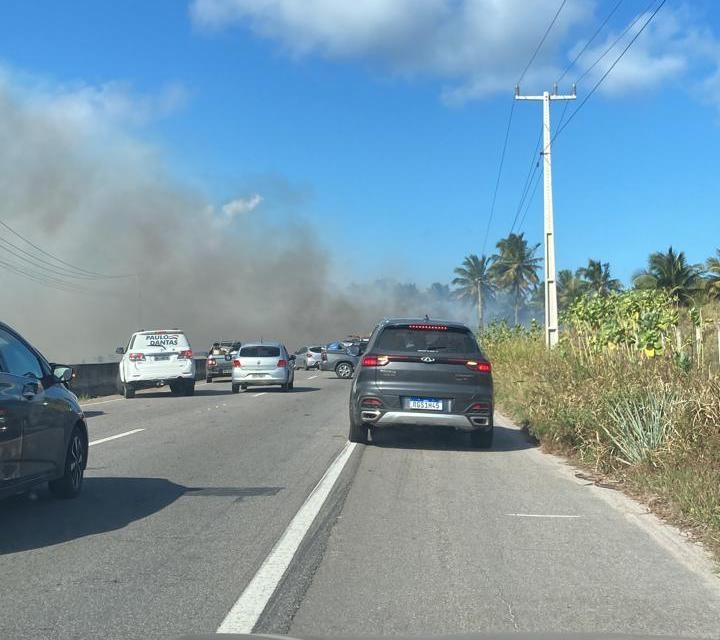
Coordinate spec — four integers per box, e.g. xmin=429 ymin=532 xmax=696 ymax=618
xmin=183 ymin=380 xmax=195 ymax=396
xmin=335 ymin=362 xmax=353 ymax=379
xmin=49 ymin=427 xmax=86 ymax=499
xmin=123 ymin=383 xmax=135 ymax=399
xmin=470 ymin=429 xmax=494 ymax=449
xmin=241 ymin=384 xmax=248 ymax=391
xmin=348 ymin=411 xmax=368 ymax=444
xmin=232 ymin=383 xmax=240 ymax=394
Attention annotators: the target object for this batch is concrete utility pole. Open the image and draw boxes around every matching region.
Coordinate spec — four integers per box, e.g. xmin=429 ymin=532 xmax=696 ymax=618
xmin=515 ymin=83 xmax=575 ymax=348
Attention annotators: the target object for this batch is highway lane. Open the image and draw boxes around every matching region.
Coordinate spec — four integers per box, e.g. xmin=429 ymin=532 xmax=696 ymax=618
xmin=3 ymin=371 xmax=720 ymax=640
xmin=0 ymin=371 xmax=349 ymax=640
xmin=287 ymin=419 xmax=720 ymax=638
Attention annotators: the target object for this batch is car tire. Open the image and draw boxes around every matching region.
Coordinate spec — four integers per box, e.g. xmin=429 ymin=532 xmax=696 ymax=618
xmin=183 ymin=380 xmax=195 ymax=396
xmin=348 ymin=411 xmax=368 ymax=444
xmin=335 ymin=362 xmax=353 ymax=379
xmin=48 ymin=427 xmax=86 ymax=499
xmin=123 ymin=383 xmax=135 ymax=399
xmin=241 ymin=384 xmax=248 ymax=391
xmin=232 ymin=383 xmax=240 ymax=394
xmin=470 ymin=429 xmax=494 ymax=449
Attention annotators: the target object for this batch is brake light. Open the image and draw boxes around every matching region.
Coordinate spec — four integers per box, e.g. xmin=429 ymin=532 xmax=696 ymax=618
xmin=128 ymin=352 xmax=145 ymax=361
xmin=277 ymin=359 xmax=288 ymax=368
xmin=361 ymin=397 xmax=382 ymax=407
xmin=233 ymin=359 xmax=241 ymax=368
xmin=408 ymin=324 xmax=448 ymax=331
xmin=469 ymin=402 xmax=491 ymax=413
xmin=465 ymin=360 xmax=491 ymax=373
xmin=207 ymin=357 xmax=216 ymax=366
xmin=361 ymin=355 xmax=389 ymax=367
xmin=178 ymin=349 xmax=193 ymax=359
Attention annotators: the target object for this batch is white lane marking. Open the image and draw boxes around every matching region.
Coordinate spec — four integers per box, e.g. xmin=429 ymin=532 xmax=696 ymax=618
xmin=217 ymin=441 xmax=357 ymax=634
xmin=253 ymin=392 xmax=266 ymax=397
xmin=89 ymin=428 xmax=145 ymax=446
xmin=308 ymin=375 xmax=319 ymax=380
xmin=505 ymin=513 xmax=582 ymax=518
xmin=80 ymin=398 xmax=122 ymax=408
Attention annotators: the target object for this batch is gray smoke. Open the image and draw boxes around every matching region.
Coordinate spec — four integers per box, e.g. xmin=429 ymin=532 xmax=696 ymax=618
xmin=0 ymin=82 xmax=471 ymax=362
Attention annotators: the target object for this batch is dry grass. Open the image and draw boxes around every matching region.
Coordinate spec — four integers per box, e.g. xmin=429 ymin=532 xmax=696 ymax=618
xmin=481 ymin=327 xmax=720 ymax=560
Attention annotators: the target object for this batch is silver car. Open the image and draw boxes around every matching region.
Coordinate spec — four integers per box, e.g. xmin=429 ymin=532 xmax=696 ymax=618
xmin=231 ymin=342 xmax=295 ymax=393
xmin=294 ymin=345 xmax=322 ymax=370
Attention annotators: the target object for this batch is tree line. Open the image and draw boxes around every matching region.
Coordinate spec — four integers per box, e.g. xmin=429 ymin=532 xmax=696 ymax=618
xmin=452 ymin=234 xmax=720 ymax=328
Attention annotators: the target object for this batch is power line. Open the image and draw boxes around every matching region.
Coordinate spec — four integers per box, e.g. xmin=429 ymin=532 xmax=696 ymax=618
xmin=0 ymin=257 xmax=98 ymax=295
xmin=0 ymin=218 xmax=129 ymax=279
xmin=575 ymin=0 xmax=657 ymax=87
xmin=518 ymin=0 xmax=569 ymax=85
xmin=482 ymin=0 xmax=569 ymax=254
xmin=556 ymin=0 xmax=625 ymax=84
xmin=509 ymin=126 xmax=543 ymax=234
xmin=516 ymin=165 xmax=544 ymax=233
xmin=0 ymin=235 xmax=105 ymax=280
xmin=553 ymin=0 xmax=666 ymax=144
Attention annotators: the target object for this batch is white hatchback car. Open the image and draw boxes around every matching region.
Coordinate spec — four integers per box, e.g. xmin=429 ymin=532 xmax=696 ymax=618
xmin=116 ymin=330 xmax=196 ymax=398
xmin=231 ymin=342 xmax=295 ymax=393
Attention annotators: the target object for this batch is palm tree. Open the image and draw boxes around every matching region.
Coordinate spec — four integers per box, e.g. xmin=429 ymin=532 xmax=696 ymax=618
xmin=706 ymin=250 xmax=720 ymax=300
xmin=632 ymin=246 xmax=703 ymax=306
xmin=557 ymin=269 xmax=585 ymax=310
xmin=491 ymin=232 xmax=541 ymax=324
xmin=452 ymin=254 xmax=496 ymax=329
xmin=577 ymin=259 xmax=622 ymax=296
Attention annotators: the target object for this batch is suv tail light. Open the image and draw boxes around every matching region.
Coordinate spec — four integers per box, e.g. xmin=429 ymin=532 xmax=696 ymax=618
xmin=233 ymin=359 xmax=241 ymax=368
xmin=277 ymin=359 xmax=288 ymax=368
xmin=177 ymin=349 xmax=193 ymax=359
xmin=465 ymin=360 xmax=491 ymax=373
xmin=468 ymin=402 xmax=491 ymax=414
xmin=128 ymin=352 xmax=145 ymax=361
xmin=361 ymin=355 xmax=389 ymax=367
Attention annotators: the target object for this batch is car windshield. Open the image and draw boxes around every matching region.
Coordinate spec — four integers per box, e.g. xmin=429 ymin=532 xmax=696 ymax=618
xmin=3 ymin=3 xmax=720 ymax=640
xmin=374 ymin=326 xmax=480 ymax=354
xmin=132 ymin=332 xmax=189 ymax=351
xmin=239 ymin=346 xmax=280 ymax=358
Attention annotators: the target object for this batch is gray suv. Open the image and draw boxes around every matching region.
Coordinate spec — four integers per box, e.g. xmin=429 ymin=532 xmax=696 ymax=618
xmin=349 ymin=319 xmax=493 ymax=447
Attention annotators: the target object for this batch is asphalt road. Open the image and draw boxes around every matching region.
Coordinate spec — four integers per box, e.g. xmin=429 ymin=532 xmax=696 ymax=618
xmin=2 ymin=370 xmax=720 ymax=640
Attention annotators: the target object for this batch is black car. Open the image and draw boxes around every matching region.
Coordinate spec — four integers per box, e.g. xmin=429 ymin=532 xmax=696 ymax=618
xmin=349 ymin=318 xmax=493 ymax=447
xmin=0 ymin=322 xmax=89 ymax=500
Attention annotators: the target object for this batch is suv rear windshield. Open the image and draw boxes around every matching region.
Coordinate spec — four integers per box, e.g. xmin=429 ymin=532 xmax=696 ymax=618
xmin=240 ymin=346 xmax=281 ymax=358
xmin=309 ymin=347 xmax=322 ymax=353
xmin=132 ymin=332 xmax=189 ymax=351
xmin=374 ymin=326 xmax=480 ymax=355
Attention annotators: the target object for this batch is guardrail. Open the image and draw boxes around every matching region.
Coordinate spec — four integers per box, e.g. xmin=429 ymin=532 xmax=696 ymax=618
xmin=68 ymin=359 xmax=208 ymax=398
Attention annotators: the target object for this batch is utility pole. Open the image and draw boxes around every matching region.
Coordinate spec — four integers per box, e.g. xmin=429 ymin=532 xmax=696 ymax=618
xmin=515 ymin=83 xmax=575 ymax=348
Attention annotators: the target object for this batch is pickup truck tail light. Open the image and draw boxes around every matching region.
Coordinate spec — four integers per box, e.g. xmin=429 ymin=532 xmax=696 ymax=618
xmin=177 ymin=350 xmax=193 ymax=360
xmin=128 ymin=352 xmax=145 ymax=361
xmin=207 ymin=357 xmax=216 ymax=366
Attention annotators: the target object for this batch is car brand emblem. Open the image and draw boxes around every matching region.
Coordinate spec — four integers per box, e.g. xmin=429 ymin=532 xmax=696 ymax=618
xmin=257 ymin=361 xmax=261 ymax=365
xmin=421 ymin=356 xmax=435 ymax=363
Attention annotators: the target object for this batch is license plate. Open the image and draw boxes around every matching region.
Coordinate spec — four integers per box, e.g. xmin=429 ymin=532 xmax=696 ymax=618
xmin=406 ymin=397 xmax=443 ymax=411
xmin=154 ymin=355 xmax=169 ymax=361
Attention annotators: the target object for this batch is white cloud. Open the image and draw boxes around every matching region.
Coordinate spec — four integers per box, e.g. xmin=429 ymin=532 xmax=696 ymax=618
xmin=190 ymin=0 xmax=594 ymax=102
xmin=221 ymin=193 xmax=263 ymax=217
xmin=190 ymin=0 xmax=720 ymax=108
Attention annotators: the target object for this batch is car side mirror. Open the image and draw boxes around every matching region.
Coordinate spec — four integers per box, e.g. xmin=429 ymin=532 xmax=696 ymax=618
xmin=116 ymin=346 xmax=125 ymax=355
xmin=53 ymin=365 xmax=74 ymax=384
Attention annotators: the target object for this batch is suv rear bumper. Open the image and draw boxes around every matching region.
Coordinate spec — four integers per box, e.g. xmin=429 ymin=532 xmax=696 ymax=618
xmin=356 ymin=408 xmax=492 ymax=432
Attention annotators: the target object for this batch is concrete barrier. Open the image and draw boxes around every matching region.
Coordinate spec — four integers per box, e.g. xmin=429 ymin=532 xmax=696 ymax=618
xmin=69 ymin=359 xmax=208 ymax=398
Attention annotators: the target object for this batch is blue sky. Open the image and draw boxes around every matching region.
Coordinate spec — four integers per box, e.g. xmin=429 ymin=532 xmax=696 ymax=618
xmin=0 ymin=0 xmax=719 ymax=288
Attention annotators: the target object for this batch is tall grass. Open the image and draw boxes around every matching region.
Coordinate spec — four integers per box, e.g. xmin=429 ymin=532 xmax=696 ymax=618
xmin=480 ymin=323 xmax=720 ymax=557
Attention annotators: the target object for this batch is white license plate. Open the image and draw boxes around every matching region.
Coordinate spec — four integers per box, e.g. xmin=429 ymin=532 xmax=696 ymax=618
xmin=407 ymin=397 xmax=443 ymax=411
xmin=154 ymin=355 xmax=170 ymax=361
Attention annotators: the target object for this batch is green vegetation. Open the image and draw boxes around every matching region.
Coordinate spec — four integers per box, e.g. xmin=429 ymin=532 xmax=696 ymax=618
xmin=479 ymin=298 xmax=720 ymax=558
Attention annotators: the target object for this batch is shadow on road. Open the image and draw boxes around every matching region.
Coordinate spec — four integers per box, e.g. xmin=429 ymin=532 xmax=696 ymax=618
xmin=82 ymin=410 xmax=105 ymax=418
xmin=133 ymin=388 xmax=234 ymax=399
xmin=370 ymin=424 xmax=536 ymax=452
xmin=244 ymin=386 xmax=321 ymax=394
xmin=0 ymin=478 xmax=283 ymax=554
